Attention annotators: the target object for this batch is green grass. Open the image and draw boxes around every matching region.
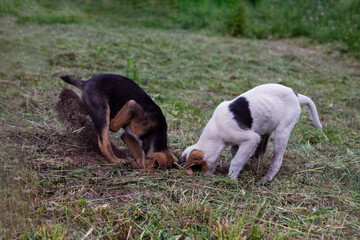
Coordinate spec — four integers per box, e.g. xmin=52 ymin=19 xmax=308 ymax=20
xmin=244 ymin=0 xmax=360 ymax=55
xmin=1 ymin=0 xmax=359 ymax=55
xmin=1 ymin=1 xmax=360 ymax=239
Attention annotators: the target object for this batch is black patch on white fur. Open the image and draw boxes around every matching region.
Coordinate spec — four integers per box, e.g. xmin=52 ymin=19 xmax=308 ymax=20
xmin=229 ymin=97 xmax=252 ymax=129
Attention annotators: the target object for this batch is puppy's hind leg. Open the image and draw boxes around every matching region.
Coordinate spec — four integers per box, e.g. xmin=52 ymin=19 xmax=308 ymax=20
xmin=92 ymin=107 xmax=124 ymax=164
xmin=260 ymin=127 xmax=292 ymax=182
xmin=228 ymin=131 xmax=260 ymax=180
xmin=109 ymin=100 xmax=149 ymax=167
xmin=109 ymin=100 xmax=142 ymax=132
xmin=82 ymin=95 xmax=124 ymax=164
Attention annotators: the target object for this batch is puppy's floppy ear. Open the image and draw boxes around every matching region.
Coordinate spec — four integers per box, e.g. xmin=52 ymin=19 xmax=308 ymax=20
xmin=145 ymin=152 xmax=173 ymax=171
xmin=185 ymin=149 xmax=208 ymax=174
xmin=165 ymin=150 xmax=178 ymax=164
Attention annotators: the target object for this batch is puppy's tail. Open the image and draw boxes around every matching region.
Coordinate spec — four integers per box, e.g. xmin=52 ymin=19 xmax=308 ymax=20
xmin=60 ymin=76 xmax=85 ymax=89
xmin=298 ymin=94 xmax=322 ymax=129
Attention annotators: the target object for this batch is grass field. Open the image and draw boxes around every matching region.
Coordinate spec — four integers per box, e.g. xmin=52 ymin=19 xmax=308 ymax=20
xmin=1 ymin=1 xmax=360 ymax=239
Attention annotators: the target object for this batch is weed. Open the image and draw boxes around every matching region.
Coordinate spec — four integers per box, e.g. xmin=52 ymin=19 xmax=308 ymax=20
xmin=125 ymin=57 xmax=139 ymax=82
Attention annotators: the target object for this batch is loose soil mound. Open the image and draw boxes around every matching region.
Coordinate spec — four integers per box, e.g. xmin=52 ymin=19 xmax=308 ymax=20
xmin=56 ymin=88 xmax=98 ymax=150
xmin=55 ymin=88 xmax=129 ymax=165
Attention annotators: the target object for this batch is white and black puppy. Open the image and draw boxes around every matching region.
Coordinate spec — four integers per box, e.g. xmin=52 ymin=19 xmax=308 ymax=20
xmin=181 ymin=83 xmax=322 ymax=182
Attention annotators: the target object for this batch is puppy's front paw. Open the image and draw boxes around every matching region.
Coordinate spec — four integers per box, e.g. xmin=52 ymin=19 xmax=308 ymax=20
xmin=227 ymin=172 xmax=238 ymax=180
xmin=257 ymin=176 xmax=272 ymax=184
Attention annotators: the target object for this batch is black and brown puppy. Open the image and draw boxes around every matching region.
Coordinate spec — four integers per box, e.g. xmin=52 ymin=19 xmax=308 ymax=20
xmin=60 ymin=74 xmax=177 ymax=168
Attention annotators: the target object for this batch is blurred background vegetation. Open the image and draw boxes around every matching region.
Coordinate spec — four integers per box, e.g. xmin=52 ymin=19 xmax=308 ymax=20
xmin=1 ymin=0 xmax=359 ymax=56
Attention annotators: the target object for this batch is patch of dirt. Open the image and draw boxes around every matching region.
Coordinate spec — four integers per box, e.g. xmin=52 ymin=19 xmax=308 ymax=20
xmin=61 ymin=151 xmax=112 ymax=167
xmin=6 ymin=128 xmax=132 ymax=170
xmin=56 ymin=88 xmax=99 ymax=150
xmin=54 ymin=88 xmax=133 ymax=168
